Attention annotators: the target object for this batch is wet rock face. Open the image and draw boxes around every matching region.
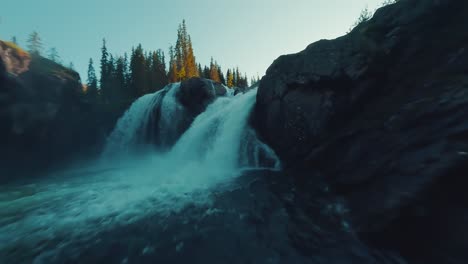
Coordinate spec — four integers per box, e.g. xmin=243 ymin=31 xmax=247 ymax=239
xmin=255 ymin=0 xmax=468 ymax=263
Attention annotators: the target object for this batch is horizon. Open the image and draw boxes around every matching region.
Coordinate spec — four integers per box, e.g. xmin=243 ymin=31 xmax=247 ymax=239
xmin=1 ymin=0 xmax=384 ymax=82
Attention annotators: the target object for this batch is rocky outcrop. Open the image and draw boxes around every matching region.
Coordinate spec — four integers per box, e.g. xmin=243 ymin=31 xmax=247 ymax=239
xmin=0 ymin=48 xmax=121 ymax=180
xmin=0 ymin=40 xmax=31 ymax=76
xmin=256 ymin=0 xmax=468 ymax=263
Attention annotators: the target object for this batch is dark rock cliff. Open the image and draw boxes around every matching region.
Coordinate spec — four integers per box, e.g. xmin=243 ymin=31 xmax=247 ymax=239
xmin=0 ymin=42 xmax=122 ymax=180
xmin=256 ymin=0 xmax=468 ymax=263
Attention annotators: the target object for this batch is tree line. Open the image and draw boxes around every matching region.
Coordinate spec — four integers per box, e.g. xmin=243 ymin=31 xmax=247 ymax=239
xmin=87 ymin=20 xmax=256 ymax=104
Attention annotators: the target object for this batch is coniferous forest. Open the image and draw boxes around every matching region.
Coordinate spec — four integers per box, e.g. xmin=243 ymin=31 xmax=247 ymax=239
xmin=88 ymin=20 xmax=253 ymax=105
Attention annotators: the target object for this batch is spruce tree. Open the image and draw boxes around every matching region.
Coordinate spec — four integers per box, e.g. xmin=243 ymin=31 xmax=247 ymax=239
xmin=87 ymin=58 xmax=98 ymax=99
xmin=198 ymin=63 xmax=203 ymax=78
xmin=48 ymin=47 xmax=60 ymax=62
xmin=203 ymin=66 xmax=210 ymax=79
xmin=209 ymin=58 xmax=220 ymax=83
xmin=152 ymin=50 xmax=168 ymax=90
xmin=168 ymin=46 xmax=178 ymax=83
xmin=173 ymin=20 xmax=198 ymax=81
xmin=100 ymin=39 xmax=109 ymax=102
xmin=217 ymin=66 xmax=225 ymax=85
xmin=175 ymin=24 xmax=185 ymax=81
xmin=107 ymin=54 xmax=116 ymax=101
xmin=185 ymin=36 xmax=198 ymax=78
xmin=130 ymin=44 xmax=147 ymax=97
xmin=232 ymin=68 xmax=238 ymax=87
xmin=11 ymin=36 xmax=18 ymax=45
xmin=235 ymin=67 xmax=241 ymax=87
xmin=237 ymin=73 xmax=248 ymax=88
xmin=145 ymin=51 xmax=153 ymax=93
xmin=27 ymin=31 xmax=43 ymax=56
xmin=226 ymin=69 xmax=234 ymax=87
xmin=115 ymin=56 xmax=126 ymax=101
xmin=123 ymin=52 xmax=131 ymax=98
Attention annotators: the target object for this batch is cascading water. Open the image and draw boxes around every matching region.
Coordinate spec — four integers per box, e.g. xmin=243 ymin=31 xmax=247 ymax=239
xmin=0 ymin=84 xmax=280 ymax=261
xmin=103 ymin=83 xmax=279 ymax=170
xmin=103 ymin=83 xmax=186 ymax=155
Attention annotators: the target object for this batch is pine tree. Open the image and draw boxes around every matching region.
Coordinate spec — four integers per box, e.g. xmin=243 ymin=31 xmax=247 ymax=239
xmin=250 ymin=75 xmax=261 ymax=86
xmin=203 ymin=66 xmax=210 ymax=79
xmin=151 ymin=49 xmax=168 ymax=90
xmin=232 ymin=68 xmax=237 ymax=87
xmin=185 ymin=36 xmax=198 ymax=78
xmin=217 ymin=66 xmax=225 ymax=85
xmin=226 ymin=69 xmax=234 ymax=88
xmin=87 ymin=58 xmax=98 ymax=99
xmin=172 ymin=20 xmax=198 ymax=81
xmin=238 ymin=73 xmax=249 ymax=88
xmin=168 ymin=45 xmax=178 ymax=83
xmin=11 ymin=36 xmax=18 ymax=45
xmin=209 ymin=58 xmax=220 ymax=83
xmin=198 ymin=63 xmax=203 ymax=78
xmin=107 ymin=54 xmax=116 ymax=101
xmin=48 ymin=47 xmax=60 ymax=62
xmin=100 ymin=39 xmax=109 ymax=102
xmin=123 ymin=52 xmax=131 ymax=98
xmin=130 ymin=44 xmax=147 ymax=97
xmin=27 ymin=31 xmax=43 ymax=56
xmin=145 ymin=51 xmax=153 ymax=93
xmin=175 ymin=24 xmax=185 ymax=81
xmin=114 ymin=56 xmax=126 ymax=101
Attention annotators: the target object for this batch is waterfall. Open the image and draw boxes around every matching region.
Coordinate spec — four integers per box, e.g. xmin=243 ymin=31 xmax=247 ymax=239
xmin=164 ymin=88 xmax=279 ymax=181
xmin=0 ymin=85 xmax=280 ymax=258
xmin=103 ymin=83 xmax=279 ymax=170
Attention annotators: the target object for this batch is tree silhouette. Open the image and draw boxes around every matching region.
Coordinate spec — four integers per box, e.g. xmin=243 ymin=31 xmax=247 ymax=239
xmin=226 ymin=69 xmax=234 ymax=87
xmin=168 ymin=45 xmax=178 ymax=83
xmin=100 ymin=39 xmax=109 ymax=102
xmin=130 ymin=44 xmax=147 ymax=97
xmin=87 ymin=58 xmax=98 ymax=99
xmin=48 ymin=47 xmax=60 ymax=62
xmin=27 ymin=31 xmax=43 ymax=55
xmin=209 ymin=58 xmax=220 ymax=83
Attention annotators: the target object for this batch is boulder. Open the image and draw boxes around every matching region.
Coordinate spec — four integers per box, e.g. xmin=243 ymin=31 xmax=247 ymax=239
xmin=146 ymin=78 xmax=228 ymax=148
xmin=177 ymin=77 xmax=227 ymax=115
xmin=255 ymin=0 xmax=468 ymax=262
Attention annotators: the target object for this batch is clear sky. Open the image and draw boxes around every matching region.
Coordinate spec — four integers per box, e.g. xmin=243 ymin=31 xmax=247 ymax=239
xmin=0 ymin=0 xmax=384 ymax=82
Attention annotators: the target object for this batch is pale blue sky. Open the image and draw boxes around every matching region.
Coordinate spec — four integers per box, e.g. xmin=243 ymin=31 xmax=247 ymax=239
xmin=0 ymin=0 xmax=384 ymax=81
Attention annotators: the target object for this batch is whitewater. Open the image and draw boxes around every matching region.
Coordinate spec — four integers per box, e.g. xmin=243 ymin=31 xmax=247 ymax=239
xmin=0 ymin=84 xmax=279 ymax=260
